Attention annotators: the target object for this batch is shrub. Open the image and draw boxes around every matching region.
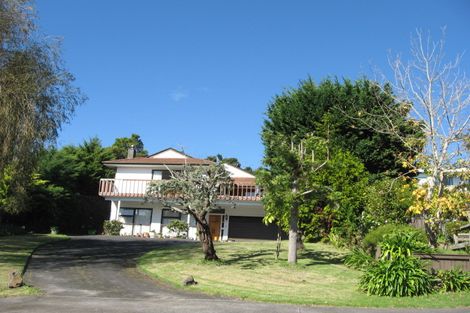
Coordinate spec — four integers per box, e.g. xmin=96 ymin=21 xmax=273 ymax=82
xmin=103 ymin=220 xmax=123 ymax=235
xmin=344 ymin=247 xmax=375 ymax=270
xmin=359 ymin=230 xmax=434 ymax=297
xmin=363 ymin=224 xmax=427 ymax=256
xmin=167 ymin=220 xmax=189 ymax=238
xmin=436 ymin=269 xmax=470 ymax=292
xmin=360 ymin=230 xmax=434 ymax=297
xmin=360 ymin=256 xmax=433 ymax=297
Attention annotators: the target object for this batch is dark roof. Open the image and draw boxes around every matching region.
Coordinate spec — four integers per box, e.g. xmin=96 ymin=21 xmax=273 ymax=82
xmin=103 ymin=157 xmax=212 ymax=166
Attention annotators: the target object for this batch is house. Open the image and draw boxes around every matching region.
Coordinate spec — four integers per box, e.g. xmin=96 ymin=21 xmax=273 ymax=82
xmin=98 ymin=148 xmax=278 ymax=240
xmin=416 ymin=168 xmax=470 ymax=189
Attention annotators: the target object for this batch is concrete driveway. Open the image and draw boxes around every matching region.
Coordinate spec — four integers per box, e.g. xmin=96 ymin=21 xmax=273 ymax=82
xmin=0 ymin=236 xmax=467 ymax=313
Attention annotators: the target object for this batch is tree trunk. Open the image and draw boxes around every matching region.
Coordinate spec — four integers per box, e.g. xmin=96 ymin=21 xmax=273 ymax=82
xmin=288 ymin=203 xmax=298 ymax=264
xmin=196 ymin=216 xmax=218 ymax=261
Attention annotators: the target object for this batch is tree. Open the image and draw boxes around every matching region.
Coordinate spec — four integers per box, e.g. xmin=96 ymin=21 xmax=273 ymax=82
xmin=108 ymin=134 xmax=147 ymax=159
xmin=0 ymin=0 xmax=84 ymax=219
xmin=259 ymin=134 xmax=330 ymax=263
xmin=146 ymin=163 xmax=231 ymax=260
xmin=361 ymin=30 xmax=470 ymax=245
xmin=263 ymin=78 xmax=421 ymax=177
xmin=206 ymin=154 xmax=241 ymax=168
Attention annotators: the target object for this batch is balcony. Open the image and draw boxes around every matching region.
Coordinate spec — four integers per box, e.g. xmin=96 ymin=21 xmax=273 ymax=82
xmin=98 ymin=178 xmax=263 ymax=201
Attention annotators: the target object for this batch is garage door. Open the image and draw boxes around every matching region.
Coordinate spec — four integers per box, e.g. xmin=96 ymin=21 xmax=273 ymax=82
xmin=228 ymin=216 xmax=281 ymax=240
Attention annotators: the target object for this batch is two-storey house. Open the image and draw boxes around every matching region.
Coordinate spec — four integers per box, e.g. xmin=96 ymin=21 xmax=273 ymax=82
xmin=98 ymin=148 xmax=277 ymax=240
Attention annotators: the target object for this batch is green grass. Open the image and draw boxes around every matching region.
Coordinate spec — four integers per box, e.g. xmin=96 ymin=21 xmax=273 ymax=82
xmin=0 ymin=234 xmax=68 ymax=297
xmin=139 ymin=241 xmax=470 ymax=308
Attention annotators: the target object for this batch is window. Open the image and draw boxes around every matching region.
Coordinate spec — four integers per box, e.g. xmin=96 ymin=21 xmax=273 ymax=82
xmin=152 ymin=170 xmax=162 ymax=180
xmin=444 ymin=176 xmax=455 ymax=186
xmin=161 ymin=208 xmax=181 ymax=225
xmin=119 ymin=208 xmax=152 ymax=225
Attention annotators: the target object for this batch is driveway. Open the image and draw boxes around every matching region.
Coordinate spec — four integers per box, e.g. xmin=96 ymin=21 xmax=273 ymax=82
xmin=0 ymin=236 xmax=467 ymax=313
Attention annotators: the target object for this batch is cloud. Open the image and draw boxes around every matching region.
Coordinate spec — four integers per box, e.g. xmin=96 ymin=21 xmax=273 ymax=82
xmin=170 ymin=88 xmax=189 ymax=102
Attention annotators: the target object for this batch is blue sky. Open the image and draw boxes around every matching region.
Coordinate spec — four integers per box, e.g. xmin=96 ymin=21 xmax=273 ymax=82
xmin=36 ymin=0 xmax=470 ymax=168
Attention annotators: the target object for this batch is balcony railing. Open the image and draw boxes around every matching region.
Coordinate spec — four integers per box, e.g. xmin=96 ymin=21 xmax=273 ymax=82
xmin=98 ymin=178 xmax=263 ymax=201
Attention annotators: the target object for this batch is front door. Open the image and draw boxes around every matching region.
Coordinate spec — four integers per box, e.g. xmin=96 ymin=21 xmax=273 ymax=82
xmin=208 ymin=215 xmax=221 ymax=241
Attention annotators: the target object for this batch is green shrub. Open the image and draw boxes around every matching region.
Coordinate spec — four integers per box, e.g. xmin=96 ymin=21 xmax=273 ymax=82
xmin=360 ymin=230 xmax=434 ymax=297
xmin=360 ymin=256 xmax=433 ymax=296
xmin=167 ymin=220 xmax=189 ymax=238
xmin=103 ymin=220 xmax=123 ymax=235
xmin=380 ymin=231 xmax=431 ymax=260
xmin=436 ymin=269 xmax=470 ymax=292
xmin=363 ymin=224 xmax=427 ymax=256
xmin=344 ymin=247 xmax=375 ymax=270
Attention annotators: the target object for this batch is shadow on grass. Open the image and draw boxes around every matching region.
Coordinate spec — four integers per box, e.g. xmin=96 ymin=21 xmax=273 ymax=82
xmin=300 ymin=250 xmax=345 ymax=266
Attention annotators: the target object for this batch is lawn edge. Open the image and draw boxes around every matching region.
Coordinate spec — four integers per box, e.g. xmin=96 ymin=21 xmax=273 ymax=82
xmin=0 ymin=234 xmax=70 ymax=298
xmin=137 ymin=244 xmax=470 ymax=309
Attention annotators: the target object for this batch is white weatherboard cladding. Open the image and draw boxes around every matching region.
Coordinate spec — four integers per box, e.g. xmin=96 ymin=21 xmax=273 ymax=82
xmin=150 ymin=149 xmax=187 ymax=159
xmin=115 ymin=167 xmax=152 ymax=180
xmin=223 ymin=164 xmax=255 ymax=178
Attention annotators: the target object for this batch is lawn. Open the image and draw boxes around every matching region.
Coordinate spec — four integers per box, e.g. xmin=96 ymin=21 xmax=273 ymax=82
xmin=0 ymin=234 xmax=68 ymax=297
xmin=139 ymin=240 xmax=470 ymax=308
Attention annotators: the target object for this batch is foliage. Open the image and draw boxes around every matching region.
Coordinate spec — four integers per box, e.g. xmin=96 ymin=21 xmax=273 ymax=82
xmin=363 ymin=224 xmax=427 ymax=256
xmin=363 ymin=177 xmax=414 ymax=229
xmin=344 ymin=248 xmax=375 ymax=270
xmin=436 ymin=269 xmax=470 ymax=293
xmin=308 ymin=150 xmax=369 ymax=243
xmin=167 ymin=220 xmax=189 ymax=238
xmin=408 ymin=185 xmax=470 ymax=246
xmin=147 ymin=162 xmax=231 ymax=260
xmin=260 ymin=77 xmax=420 ymax=248
xmin=379 ymin=231 xmax=430 ymax=260
xmin=0 ymin=0 xmax=85 ymax=218
xmin=206 ymin=154 xmax=241 ymax=168
xmin=3 ymin=138 xmax=113 ymax=234
xmin=359 ymin=256 xmax=433 ymax=297
xmin=360 ymin=230 xmax=434 ymax=297
xmin=103 ymin=220 xmax=123 ymax=236
xmin=108 ymin=133 xmax=148 ymax=159
xmin=262 ymin=78 xmax=422 ymax=176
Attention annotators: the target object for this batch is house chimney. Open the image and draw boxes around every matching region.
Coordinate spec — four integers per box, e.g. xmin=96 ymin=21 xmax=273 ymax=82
xmin=127 ymin=145 xmax=136 ymax=159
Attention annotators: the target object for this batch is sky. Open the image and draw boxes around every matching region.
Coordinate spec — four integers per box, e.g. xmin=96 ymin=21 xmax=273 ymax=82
xmin=35 ymin=0 xmax=470 ymax=168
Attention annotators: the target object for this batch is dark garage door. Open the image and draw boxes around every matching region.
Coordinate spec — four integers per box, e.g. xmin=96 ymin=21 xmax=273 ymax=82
xmin=228 ymin=216 xmax=280 ymax=240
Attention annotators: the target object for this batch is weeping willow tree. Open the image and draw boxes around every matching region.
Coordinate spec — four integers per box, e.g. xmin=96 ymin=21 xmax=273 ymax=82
xmin=0 ymin=0 xmax=85 ymax=220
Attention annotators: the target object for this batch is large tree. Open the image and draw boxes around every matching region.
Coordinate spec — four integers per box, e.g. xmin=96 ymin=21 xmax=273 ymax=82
xmin=263 ymin=78 xmax=421 ymax=177
xmin=146 ymin=163 xmax=231 ymax=260
xmin=362 ymin=30 xmax=470 ymax=245
xmin=109 ymin=133 xmax=147 ymax=159
xmin=0 ymin=0 xmax=84 ymax=219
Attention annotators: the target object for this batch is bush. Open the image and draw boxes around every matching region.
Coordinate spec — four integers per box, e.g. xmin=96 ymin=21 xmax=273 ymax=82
xmin=360 ymin=256 xmax=433 ymax=297
xmin=344 ymin=248 xmax=375 ymax=270
xmin=363 ymin=178 xmax=414 ymax=228
xmin=363 ymin=224 xmax=427 ymax=256
xmin=167 ymin=220 xmax=189 ymax=238
xmin=436 ymin=269 xmax=470 ymax=292
xmin=103 ymin=220 xmax=123 ymax=235
xmin=360 ymin=231 xmax=434 ymax=297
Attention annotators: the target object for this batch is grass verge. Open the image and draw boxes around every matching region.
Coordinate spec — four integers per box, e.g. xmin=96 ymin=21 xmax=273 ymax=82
xmin=138 ymin=240 xmax=470 ymax=308
xmin=0 ymin=234 xmax=69 ymax=297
